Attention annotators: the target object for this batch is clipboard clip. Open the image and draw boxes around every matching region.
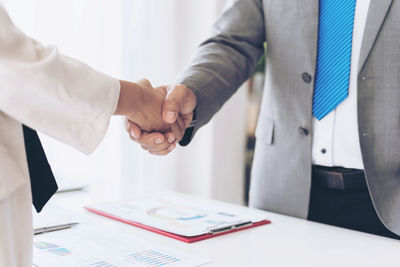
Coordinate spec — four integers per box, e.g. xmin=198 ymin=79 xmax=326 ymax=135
xmin=207 ymin=220 xmax=253 ymax=235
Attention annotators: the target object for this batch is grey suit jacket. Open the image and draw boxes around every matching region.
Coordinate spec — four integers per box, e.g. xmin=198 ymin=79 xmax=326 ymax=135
xmin=177 ymin=0 xmax=400 ymax=235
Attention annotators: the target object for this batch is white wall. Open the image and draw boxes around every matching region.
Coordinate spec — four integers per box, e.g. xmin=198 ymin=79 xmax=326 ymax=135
xmin=121 ymin=0 xmax=248 ymax=204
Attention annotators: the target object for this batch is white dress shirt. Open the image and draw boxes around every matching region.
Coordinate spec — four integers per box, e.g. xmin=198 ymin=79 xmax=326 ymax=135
xmin=0 ymin=5 xmax=120 ymax=267
xmin=312 ymin=0 xmax=371 ymax=169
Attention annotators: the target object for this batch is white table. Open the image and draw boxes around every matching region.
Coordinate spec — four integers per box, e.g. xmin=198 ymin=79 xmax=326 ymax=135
xmin=45 ymin=185 xmax=400 ymax=267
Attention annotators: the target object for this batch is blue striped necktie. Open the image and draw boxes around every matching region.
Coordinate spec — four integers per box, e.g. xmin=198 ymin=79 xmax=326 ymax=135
xmin=313 ymin=0 xmax=357 ymax=120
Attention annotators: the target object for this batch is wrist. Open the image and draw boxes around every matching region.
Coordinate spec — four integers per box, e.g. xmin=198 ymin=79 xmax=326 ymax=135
xmin=114 ymin=80 xmax=141 ymax=116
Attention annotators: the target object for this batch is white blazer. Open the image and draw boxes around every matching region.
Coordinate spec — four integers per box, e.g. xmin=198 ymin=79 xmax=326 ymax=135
xmin=0 ymin=5 xmax=120 ymax=266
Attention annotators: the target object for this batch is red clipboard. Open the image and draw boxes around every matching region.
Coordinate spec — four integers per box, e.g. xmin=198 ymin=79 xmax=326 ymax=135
xmin=85 ymin=206 xmax=271 ymax=243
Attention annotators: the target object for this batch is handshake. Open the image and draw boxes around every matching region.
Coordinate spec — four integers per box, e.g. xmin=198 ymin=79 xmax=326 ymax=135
xmin=114 ymin=79 xmax=197 ymax=155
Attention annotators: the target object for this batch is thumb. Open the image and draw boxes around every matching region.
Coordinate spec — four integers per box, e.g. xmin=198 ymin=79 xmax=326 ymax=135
xmin=162 ymin=85 xmax=186 ymax=123
xmin=137 ymin=78 xmax=153 ymax=89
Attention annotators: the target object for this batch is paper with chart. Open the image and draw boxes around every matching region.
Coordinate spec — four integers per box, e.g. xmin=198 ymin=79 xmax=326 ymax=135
xmin=33 ymin=225 xmax=210 ymax=267
xmin=87 ymin=194 xmax=268 ymax=237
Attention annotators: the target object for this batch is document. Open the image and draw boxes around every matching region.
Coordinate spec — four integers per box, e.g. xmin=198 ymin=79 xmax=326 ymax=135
xmin=33 ymin=204 xmax=81 ymax=235
xmin=33 ymin=225 xmax=210 ymax=267
xmin=87 ymin=194 xmax=269 ymax=237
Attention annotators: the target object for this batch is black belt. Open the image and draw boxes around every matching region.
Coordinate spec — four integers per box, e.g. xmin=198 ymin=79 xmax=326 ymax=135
xmin=312 ymin=165 xmax=367 ymax=191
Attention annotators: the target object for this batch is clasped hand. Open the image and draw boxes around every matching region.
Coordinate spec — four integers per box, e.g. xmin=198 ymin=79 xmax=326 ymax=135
xmin=115 ymin=79 xmax=196 ymax=155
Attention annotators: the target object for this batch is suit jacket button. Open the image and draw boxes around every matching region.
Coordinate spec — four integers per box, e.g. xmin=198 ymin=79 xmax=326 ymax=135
xmin=302 ymin=72 xmax=312 ymax=83
xmin=299 ymin=127 xmax=309 ymax=136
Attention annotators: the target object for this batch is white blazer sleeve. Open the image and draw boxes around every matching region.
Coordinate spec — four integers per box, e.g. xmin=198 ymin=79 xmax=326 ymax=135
xmin=0 ymin=6 xmax=121 ymax=154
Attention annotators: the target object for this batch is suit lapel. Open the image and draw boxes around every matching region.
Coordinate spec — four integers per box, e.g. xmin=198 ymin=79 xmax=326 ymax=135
xmin=297 ymin=0 xmax=319 ymax=70
xmin=358 ymin=0 xmax=393 ymax=73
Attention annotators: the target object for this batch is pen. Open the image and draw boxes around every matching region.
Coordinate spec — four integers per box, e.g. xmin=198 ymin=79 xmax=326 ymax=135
xmin=207 ymin=220 xmax=253 ymax=234
xmin=34 ymin=222 xmax=79 ymax=235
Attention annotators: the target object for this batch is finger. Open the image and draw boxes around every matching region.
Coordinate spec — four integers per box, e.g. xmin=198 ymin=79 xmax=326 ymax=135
xmin=165 ymin=132 xmax=176 ymax=144
xmin=135 ymin=132 xmax=166 ymax=146
xmin=125 ymin=119 xmax=142 ymax=139
xmin=175 ymin=116 xmax=187 ymax=141
xmin=140 ymin=135 xmax=172 ymax=150
xmin=149 ymin=143 xmax=176 ymax=156
xmin=141 ymin=141 xmax=171 ymax=152
xmin=170 ymin=122 xmax=184 ymax=142
xmin=169 ymin=116 xmax=185 ymax=142
xmin=130 ymin=132 xmax=148 ymax=142
xmin=176 ymin=115 xmax=186 ymax=131
xmin=183 ymin=112 xmax=194 ymax=128
xmin=155 ymin=85 xmax=168 ymax=96
xmin=129 ymin=134 xmax=136 ymax=142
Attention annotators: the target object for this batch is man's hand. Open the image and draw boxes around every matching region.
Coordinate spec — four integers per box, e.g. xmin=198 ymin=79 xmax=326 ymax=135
xmin=125 ymin=84 xmax=197 ymax=155
xmin=115 ymin=79 xmax=184 ymax=138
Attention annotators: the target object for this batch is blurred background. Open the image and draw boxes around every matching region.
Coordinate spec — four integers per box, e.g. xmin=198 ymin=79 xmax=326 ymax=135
xmin=1 ymin=0 xmax=265 ymax=205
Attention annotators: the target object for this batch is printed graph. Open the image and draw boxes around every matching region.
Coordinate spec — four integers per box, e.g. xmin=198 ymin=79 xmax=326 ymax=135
xmin=34 ymin=242 xmax=59 ymax=250
xmin=85 ymin=261 xmax=117 ymax=267
xmin=126 ymin=249 xmax=181 ymax=266
xmin=47 ymin=247 xmax=71 ymax=256
xmin=147 ymin=206 xmax=206 ymax=221
xmin=33 ymin=242 xmax=71 ymax=256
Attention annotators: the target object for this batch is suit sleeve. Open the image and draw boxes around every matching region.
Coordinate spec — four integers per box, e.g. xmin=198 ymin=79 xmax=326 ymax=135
xmin=176 ymin=0 xmax=265 ymax=146
xmin=0 ymin=6 xmax=120 ymax=154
